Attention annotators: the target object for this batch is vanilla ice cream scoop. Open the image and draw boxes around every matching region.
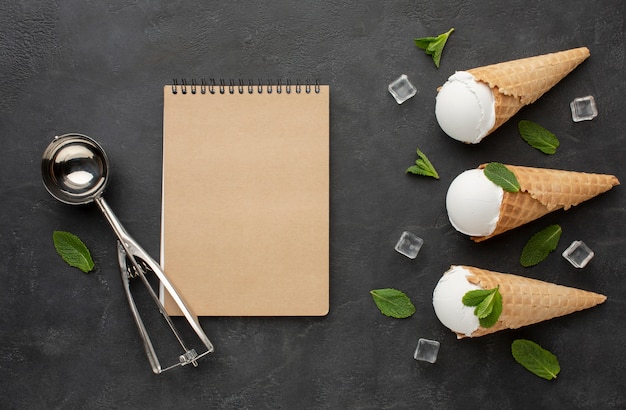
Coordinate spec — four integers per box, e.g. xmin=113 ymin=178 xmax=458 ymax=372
xmin=432 ymin=266 xmax=481 ymax=337
xmin=435 ymin=71 xmax=496 ymax=144
xmin=446 ymin=168 xmax=503 ymax=237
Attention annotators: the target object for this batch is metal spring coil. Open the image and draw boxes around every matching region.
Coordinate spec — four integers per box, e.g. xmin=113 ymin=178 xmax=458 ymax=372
xmin=171 ymin=78 xmax=321 ymax=95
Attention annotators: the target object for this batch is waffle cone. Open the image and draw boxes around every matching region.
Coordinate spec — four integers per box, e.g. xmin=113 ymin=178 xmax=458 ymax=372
xmin=472 ymin=165 xmax=619 ymax=242
xmin=467 ymin=47 xmax=590 ymax=135
xmin=458 ymin=266 xmax=606 ymax=338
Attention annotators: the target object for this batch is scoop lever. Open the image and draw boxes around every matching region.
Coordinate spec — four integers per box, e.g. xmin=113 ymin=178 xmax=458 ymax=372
xmin=116 ymin=241 xmax=213 ymax=374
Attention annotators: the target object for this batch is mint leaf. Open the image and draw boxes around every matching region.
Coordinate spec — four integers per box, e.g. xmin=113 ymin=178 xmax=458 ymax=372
xmin=520 ymin=224 xmax=562 ymax=267
xmin=414 ymin=28 xmax=454 ymax=68
xmin=414 ymin=37 xmax=438 ymax=48
xmin=52 ymin=231 xmax=94 ymax=273
xmin=462 ymin=288 xmax=495 ymax=307
xmin=479 ymin=291 xmax=502 ymax=328
xmin=462 ymin=286 xmax=502 ymax=328
xmin=474 ymin=288 xmax=498 ymax=318
xmin=518 ymin=120 xmax=560 ymax=154
xmin=511 ymin=339 xmax=560 ymax=380
xmin=483 ymin=162 xmax=520 ymax=192
xmin=370 ymin=288 xmax=416 ymax=319
xmin=406 ymin=148 xmax=439 ymax=179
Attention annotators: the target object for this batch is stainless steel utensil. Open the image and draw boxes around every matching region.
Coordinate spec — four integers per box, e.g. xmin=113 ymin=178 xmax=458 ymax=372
xmin=41 ymin=133 xmax=214 ymax=373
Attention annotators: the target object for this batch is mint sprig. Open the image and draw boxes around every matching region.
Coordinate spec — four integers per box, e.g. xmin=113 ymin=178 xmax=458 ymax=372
xmin=511 ymin=339 xmax=560 ymax=380
xmin=52 ymin=230 xmax=95 ymax=273
xmin=483 ymin=162 xmax=520 ymax=192
xmin=520 ymin=224 xmax=562 ymax=267
xmin=406 ymin=148 xmax=439 ymax=179
xmin=370 ymin=288 xmax=416 ymax=319
xmin=414 ymin=28 xmax=454 ymax=68
xmin=462 ymin=286 xmax=502 ymax=328
xmin=518 ymin=120 xmax=560 ymax=154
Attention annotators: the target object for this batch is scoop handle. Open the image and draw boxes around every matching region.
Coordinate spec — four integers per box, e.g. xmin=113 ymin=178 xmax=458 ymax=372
xmin=94 ymin=196 xmax=214 ymax=352
xmin=117 ymin=242 xmax=162 ymax=374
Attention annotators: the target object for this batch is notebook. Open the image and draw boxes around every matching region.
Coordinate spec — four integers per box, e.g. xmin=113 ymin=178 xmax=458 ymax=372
xmin=160 ymin=79 xmax=329 ymax=316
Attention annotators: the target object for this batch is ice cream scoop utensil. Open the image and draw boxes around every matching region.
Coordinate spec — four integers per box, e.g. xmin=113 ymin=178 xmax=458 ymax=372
xmin=41 ymin=133 xmax=214 ymax=373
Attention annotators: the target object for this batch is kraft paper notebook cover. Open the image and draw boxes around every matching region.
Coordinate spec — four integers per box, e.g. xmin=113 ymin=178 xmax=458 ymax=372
xmin=160 ymin=80 xmax=329 ymax=316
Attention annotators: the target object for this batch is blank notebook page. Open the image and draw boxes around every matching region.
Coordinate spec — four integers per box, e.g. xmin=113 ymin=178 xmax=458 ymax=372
xmin=160 ymin=83 xmax=329 ymax=316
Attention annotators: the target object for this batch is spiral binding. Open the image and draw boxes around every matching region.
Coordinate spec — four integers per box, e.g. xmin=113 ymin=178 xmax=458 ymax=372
xmin=171 ymin=78 xmax=321 ymax=95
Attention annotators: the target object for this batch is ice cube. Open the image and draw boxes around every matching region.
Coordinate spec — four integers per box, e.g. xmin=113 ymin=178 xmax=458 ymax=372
xmin=570 ymin=96 xmax=598 ymax=122
xmin=414 ymin=338 xmax=440 ymax=363
xmin=388 ymin=74 xmax=417 ymax=104
xmin=562 ymin=240 xmax=594 ymax=268
xmin=394 ymin=231 xmax=423 ymax=259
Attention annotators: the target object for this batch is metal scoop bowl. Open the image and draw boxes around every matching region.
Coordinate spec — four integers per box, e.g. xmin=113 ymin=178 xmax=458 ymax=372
xmin=41 ymin=133 xmax=214 ymax=373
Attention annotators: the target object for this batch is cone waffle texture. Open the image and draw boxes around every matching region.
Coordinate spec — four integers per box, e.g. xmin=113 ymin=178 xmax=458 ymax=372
xmin=472 ymin=164 xmax=619 ymax=242
xmin=467 ymin=47 xmax=590 ymax=135
xmin=459 ymin=265 xmax=606 ymax=338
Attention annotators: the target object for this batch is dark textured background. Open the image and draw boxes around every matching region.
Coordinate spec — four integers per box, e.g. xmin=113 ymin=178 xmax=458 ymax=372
xmin=1 ymin=1 xmax=624 ymax=408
